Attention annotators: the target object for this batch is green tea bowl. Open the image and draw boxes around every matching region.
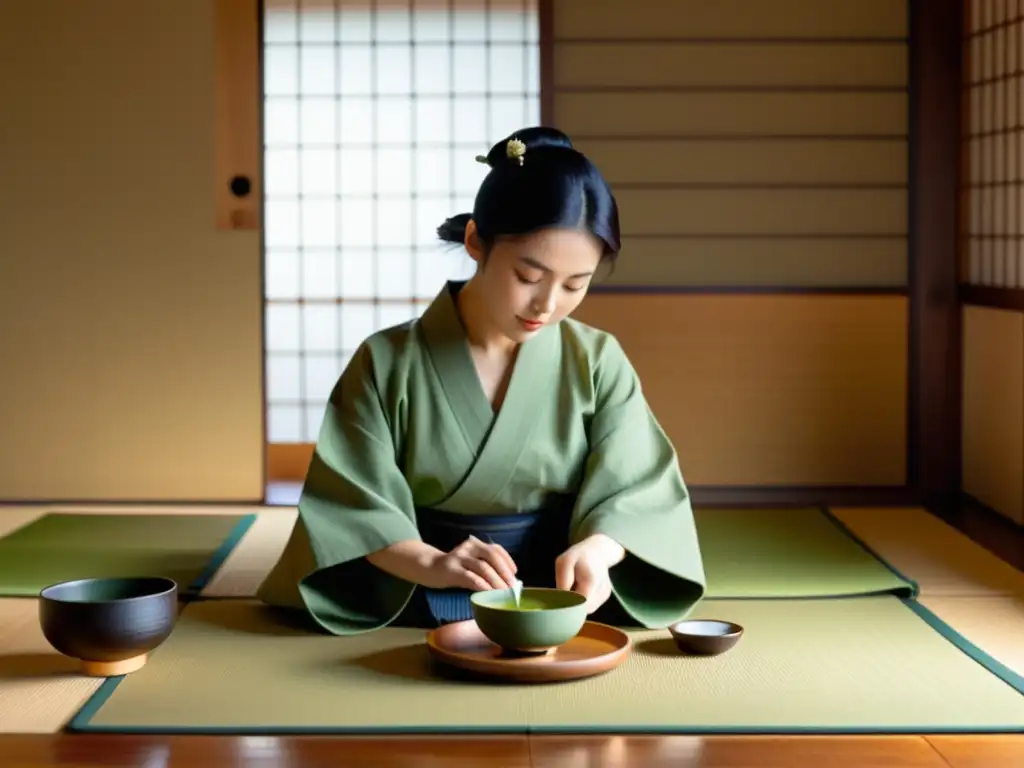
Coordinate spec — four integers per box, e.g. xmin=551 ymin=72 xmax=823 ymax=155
xmin=470 ymin=587 xmax=588 ymax=654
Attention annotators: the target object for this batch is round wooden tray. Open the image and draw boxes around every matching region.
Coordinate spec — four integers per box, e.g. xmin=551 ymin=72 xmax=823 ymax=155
xmin=425 ymin=620 xmax=632 ymax=682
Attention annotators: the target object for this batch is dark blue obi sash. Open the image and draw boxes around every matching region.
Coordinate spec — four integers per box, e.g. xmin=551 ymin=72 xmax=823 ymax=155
xmin=393 ymin=504 xmax=571 ymax=628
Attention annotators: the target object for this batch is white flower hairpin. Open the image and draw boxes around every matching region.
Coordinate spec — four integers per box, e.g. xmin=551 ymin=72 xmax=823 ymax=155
xmin=475 ymin=138 xmax=527 ymax=167
xmin=506 ymin=137 xmax=526 ymax=166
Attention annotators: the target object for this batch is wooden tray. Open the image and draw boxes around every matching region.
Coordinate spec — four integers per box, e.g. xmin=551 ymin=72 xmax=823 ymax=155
xmin=425 ymin=620 xmax=632 ymax=682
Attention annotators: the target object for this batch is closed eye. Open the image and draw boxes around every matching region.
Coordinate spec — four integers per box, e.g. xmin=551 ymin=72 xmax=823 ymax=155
xmin=515 ymin=271 xmax=541 ymax=285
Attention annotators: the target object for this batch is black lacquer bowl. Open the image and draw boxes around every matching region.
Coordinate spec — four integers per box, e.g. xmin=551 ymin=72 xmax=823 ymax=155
xmin=39 ymin=576 xmax=178 ymax=677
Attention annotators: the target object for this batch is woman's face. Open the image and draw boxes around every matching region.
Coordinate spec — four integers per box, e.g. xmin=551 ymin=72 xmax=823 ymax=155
xmin=465 ymin=222 xmax=604 ymax=343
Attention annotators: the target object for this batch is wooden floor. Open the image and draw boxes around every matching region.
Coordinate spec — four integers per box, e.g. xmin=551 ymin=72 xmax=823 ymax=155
xmin=3 ymin=733 xmax=1024 ymax=767
xmin=2 ymin=496 xmax=1022 ymax=767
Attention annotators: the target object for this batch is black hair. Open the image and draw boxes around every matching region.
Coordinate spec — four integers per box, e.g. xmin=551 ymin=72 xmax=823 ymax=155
xmin=436 ymin=126 xmax=621 ymax=264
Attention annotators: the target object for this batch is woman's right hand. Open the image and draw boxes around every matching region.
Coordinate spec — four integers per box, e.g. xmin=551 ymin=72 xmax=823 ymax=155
xmin=428 ymin=535 xmax=518 ymax=592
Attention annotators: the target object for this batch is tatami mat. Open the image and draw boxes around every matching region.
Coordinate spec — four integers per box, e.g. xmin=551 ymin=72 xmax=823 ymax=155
xmin=65 ymin=596 xmax=1024 ymax=734
xmin=0 ymin=505 xmax=277 ymax=733
xmin=0 ymin=508 xmax=45 ymax=540
xmin=0 ymin=511 xmax=253 ymax=599
xmin=200 ymin=510 xmax=296 ymax=598
xmin=2 ymin=504 xmax=1023 ymax=733
xmin=5 ymin=505 xmax=1022 ymax=601
xmin=0 ymin=505 xmax=288 ymax=600
xmin=194 ymin=506 xmax=1024 ymax=601
xmin=0 ymin=598 xmax=103 ymax=733
xmin=918 ymin=595 xmax=1024 ymax=677
xmin=8 ymin=592 xmax=1015 ymax=735
xmin=832 ymin=507 xmax=1024 ymax=598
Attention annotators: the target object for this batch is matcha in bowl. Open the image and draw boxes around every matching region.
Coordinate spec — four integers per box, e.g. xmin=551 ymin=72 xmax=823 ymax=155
xmin=470 ymin=586 xmax=587 ymax=654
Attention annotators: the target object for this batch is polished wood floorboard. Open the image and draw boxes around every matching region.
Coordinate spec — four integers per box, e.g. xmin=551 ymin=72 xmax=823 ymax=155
xmin=10 ymin=734 xmax=1024 ymax=767
xmin=0 ymin=734 xmax=533 ymax=767
xmin=927 ymin=735 xmax=1024 ymax=767
xmin=530 ymin=735 xmax=955 ymax=767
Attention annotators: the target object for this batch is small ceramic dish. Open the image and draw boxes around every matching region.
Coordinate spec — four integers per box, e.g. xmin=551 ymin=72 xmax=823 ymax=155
xmin=668 ymin=619 xmax=744 ymax=656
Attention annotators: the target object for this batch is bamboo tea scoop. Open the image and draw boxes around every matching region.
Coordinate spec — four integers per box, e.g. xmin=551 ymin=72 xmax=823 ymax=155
xmin=510 ymin=578 xmax=523 ymax=607
xmin=483 ymin=534 xmax=523 ymax=606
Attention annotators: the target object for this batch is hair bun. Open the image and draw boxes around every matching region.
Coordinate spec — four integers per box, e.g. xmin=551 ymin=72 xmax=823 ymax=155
xmin=437 ymin=124 xmax=620 ymax=262
xmin=479 ymin=126 xmax=575 ymax=168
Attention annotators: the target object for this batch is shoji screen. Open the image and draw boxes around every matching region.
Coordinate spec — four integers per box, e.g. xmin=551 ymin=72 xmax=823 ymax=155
xmin=961 ymin=0 xmax=1024 ymax=524
xmin=262 ymin=0 xmax=541 ymax=446
xmin=964 ymin=0 xmax=1022 ymax=287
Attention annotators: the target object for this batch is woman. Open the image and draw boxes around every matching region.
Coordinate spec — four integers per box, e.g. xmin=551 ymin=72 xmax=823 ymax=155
xmin=257 ymin=127 xmax=707 ymax=636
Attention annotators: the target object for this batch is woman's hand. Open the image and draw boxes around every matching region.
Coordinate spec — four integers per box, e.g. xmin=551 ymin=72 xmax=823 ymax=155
xmin=555 ymin=534 xmax=626 ymax=613
xmin=426 ymin=535 xmax=518 ymax=592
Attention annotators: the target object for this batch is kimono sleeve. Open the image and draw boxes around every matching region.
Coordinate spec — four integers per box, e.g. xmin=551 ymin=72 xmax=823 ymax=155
xmin=264 ymin=341 xmax=422 ymax=635
xmin=570 ymin=336 xmax=708 ymax=629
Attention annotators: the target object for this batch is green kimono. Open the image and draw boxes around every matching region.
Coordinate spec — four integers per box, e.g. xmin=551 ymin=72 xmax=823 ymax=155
xmin=257 ymin=281 xmax=706 ymax=635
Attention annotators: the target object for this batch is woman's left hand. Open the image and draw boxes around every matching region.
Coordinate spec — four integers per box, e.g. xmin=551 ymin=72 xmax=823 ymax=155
xmin=555 ymin=534 xmax=626 ymax=614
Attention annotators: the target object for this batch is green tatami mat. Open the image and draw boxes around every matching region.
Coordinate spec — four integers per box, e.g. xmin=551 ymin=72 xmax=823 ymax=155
xmin=0 ymin=513 xmax=255 ymax=598
xmin=696 ymin=507 xmax=915 ymax=598
xmin=69 ymin=596 xmax=1024 ymax=734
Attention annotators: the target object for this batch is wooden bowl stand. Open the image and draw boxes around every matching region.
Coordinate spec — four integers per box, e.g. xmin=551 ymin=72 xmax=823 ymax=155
xmin=80 ymin=653 xmax=149 ymax=677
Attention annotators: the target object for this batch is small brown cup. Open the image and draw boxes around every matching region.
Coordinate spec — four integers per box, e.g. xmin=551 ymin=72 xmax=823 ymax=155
xmin=668 ymin=619 xmax=744 ymax=656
